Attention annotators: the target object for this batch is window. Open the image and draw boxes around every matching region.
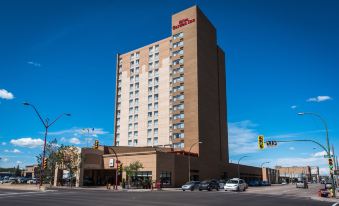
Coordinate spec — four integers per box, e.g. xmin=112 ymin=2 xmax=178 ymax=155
xmin=129 ymin=116 xmax=133 ymax=123
xmin=130 ymin=61 xmax=134 ymax=67
xmin=154 ymin=128 xmax=158 ymax=137
xmin=128 ymin=132 xmax=132 ymax=138
xmin=149 ymin=62 xmax=153 ymax=69
xmin=134 ymin=106 xmax=139 ymax=113
xmin=130 ymin=53 xmax=134 ymax=60
xmin=147 ymin=138 xmax=152 ymax=145
xmin=154 ymin=102 xmax=158 ymax=110
xmin=128 ymin=124 xmax=133 ymax=131
xmin=148 ymin=112 xmax=153 ymax=118
xmin=134 ymin=131 xmax=138 ymax=138
xmin=173 ymin=104 xmax=184 ymax=111
xmin=135 ymin=67 xmax=139 ymax=73
xmin=116 ymin=126 xmax=120 ymax=133
xmin=160 ymin=171 xmax=171 ymax=185
xmin=173 ymin=142 xmax=184 ymax=149
xmin=128 ymin=140 xmax=132 ymax=146
xmin=115 ymin=141 xmax=119 ymax=146
xmin=149 ymin=47 xmax=154 ymax=53
xmin=154 ymin=86 xmax=159 ymax=94
xmin=129 ymin=99 xmax=133 ymax=107
xmin=173 ymin=85 xmax=184 ymax=92
xmin=154 ymin=120 xmax=158 ymax=128
xmin=148 ymin=70 xmax=153 ymax=78
xmin=149 ymin=54 xmax=153 ymax=62
xmin=135 ymin=75 xmax=139 ymax=82
xmin=148 ymin=103 xmax=152 ymax=111
xmin=148 ymin=87 xmax=153 ymax=94
xmin=133 ymin=139 xmax=138 ymax=146
xmin=154 ymin=137 xmax=158 ymax=145
xmin=155 ymin=45 xmax=159 ymax=52
xmin=173 ymin=94 xmax=184 ymax=101
xmin=154 ymin=61 xmax=159 ymax=68
xmin=154 ymin=77 xmax=159 ymax=85
xmin=174 ymin=133 xmax=184 ymax=138
xmin=134 ymin=114 xmax=138 ymax=122
xmin=135 ymin=59 xmax=139 ymax=66
xmin=116 ymin=118 xmax=120 ymax=125
xmin=173 ymin=32 xmax=184 ymax=40
xmin=173 ymin=76 xmax=184 ymax=84
xmin=134 ymin=123 xmax=138 ymax=130
xmin=173 ymin=40 xmax=184 ymax=48
xmin=173 ymin=123 xmax=184 ymax=129
xmin=135 ymin=90 xmax=139 ymax=97
xmin=148 ymin=120 xmax=152 ymax=129
xmin=172 ymin=49 xmax=184 ymax=57
xmin=147 ymin=129 xmax=152 ymax=138
xmin=173 ymin=113 xmax=184 ymax=120
xmin=154 ymin=94 xmax=159 ymax=101
xmin=154 ymin=53 xmax=159 ymax=60
xmin=148 ymin=79 xmax=153 ymax=86
xmin=154 ymin=111 xmax=158 ymax=119
xmin=154 ymin=69 xmax=159 ymax=77
xmin=148 ymin=96 xmax=152 ymax=102
xmin=135 ymin=52 xmax=140 ymax=58
xmin=135 ymin=82 xmax=139 ymax=89
xmin=130 ymin=84 xmax=134 ymax=90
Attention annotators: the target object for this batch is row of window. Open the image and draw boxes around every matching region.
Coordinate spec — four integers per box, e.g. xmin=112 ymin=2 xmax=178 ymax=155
xmin=173 ymin=122 xmax=184 ymax=129
xmin=173 ymin=32 xmax=184 ymax=40
xmin=172 ymin=58 xmax=184 ymax=65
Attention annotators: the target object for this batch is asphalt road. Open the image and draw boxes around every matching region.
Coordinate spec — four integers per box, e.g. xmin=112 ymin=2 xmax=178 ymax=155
xmin=0 ymin=188 xmax=335 ymax=206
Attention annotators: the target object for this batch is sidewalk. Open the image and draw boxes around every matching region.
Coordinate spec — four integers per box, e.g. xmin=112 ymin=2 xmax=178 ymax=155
xmin=0 ymin=183 xmax=41 ymax=191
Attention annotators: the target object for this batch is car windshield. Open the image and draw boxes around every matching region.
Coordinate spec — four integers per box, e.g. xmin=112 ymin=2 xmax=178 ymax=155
xmin=227 ymin=180 xmax=238 ymax=184
xmin=185 ymin=182 xmax=194 ymax=185
xmin=201 ymin=181 xmax=210 ymax=184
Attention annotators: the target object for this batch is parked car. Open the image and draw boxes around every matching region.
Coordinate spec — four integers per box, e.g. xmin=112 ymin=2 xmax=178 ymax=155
xmin=218 ymin=180 xmax=226 ymax=189
xmin=296 ymin=181 xmax=308 ymax=189
xmin=8 ymin=177 xmax=17 ymax=184
xmin=224 ymin=178 xmax=247 ymax=192
xmin=0 ymin=178 xmax=10 ymax=184
xmin=181 ymin=181 xmax=200 ymax=191
xmin=27 ymin=178 xmax=37 ymax=184
xmin=248 ymin=180 xmax=260 ymax=187
xmin=198 ymin=180 xmax=219 ymax=191
xmin=261 ymin=181 xmax=271 ymax=186
xmin=17 ymin=177 xmax=28 ymax=184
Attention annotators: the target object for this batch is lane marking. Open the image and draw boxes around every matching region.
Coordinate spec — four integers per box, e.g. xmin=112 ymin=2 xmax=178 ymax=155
xmin=332 ymin=203 xmax=339 ymax=206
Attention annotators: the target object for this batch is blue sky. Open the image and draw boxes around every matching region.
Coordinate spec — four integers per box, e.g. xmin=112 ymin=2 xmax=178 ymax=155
xmin=0 ymin=0 xmax=338 ymax=175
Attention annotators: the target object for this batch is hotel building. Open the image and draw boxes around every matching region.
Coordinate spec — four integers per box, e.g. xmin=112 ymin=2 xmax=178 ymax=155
xmin=54 ymin=5 xmax=279 ymax=187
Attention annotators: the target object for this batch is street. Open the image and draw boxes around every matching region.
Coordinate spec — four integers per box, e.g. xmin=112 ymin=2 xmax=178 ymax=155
xmin=0 ymin=185 xmax=336 ymax=206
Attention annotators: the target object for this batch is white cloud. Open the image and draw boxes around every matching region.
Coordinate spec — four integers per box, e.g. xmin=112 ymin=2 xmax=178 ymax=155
xmin=1 ymin=157 xmax=9 ymax=162
xmin=0 ymin=89 xmax=14 ymax=100
xmin=312 ymin=151 xmax=330 ymax=157
xmin=27 ymin=61 xmax=41 ymax=67
xmin=289 ymin=147 xmax=295 ymax=150
xmin=49 ymin=127 xmax=109 ymax=136
xmin=1 ymin=142 xmax=6 ymax=146
xmin=4 ymin=149 xmax=21 ymax=153
xmin=16 ymin=161 xmax=22 ymax=164
xmin=10 ymin=137 xmax=44 ymax=148
xmin=228 ymin=120 xmax=259 ymax=155
xmin=290 ymin=105 xmax=297 ymax=109
xmin=307 ymin=96 xmax=332 ymax=102
xmin=69 ymin=137 xmax=80 ymax=145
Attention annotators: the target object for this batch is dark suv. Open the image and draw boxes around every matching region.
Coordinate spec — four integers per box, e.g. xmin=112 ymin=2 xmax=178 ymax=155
xmin=199 ymin=180 xmax=219 ymax=191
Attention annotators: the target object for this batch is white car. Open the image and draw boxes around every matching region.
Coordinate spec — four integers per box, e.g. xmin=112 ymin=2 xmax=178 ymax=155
xmin=27 ymin=178 xmax=37 ymax=184
xmin=224 ymin=178 xmax=247 ymax=192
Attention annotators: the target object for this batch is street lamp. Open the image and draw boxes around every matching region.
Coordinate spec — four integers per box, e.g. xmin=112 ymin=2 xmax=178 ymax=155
xmin=23 ymin=102 xmax=70 ymax=187
xmin=188 ymin=141 xmax=202 ymax=181
xmin=298 ymin=112 xmax=335 ymax=197
xmin=238 ymin=156 xmax=248 ymax=178
xmin=261 ymin=161 xmax=270 ymax=168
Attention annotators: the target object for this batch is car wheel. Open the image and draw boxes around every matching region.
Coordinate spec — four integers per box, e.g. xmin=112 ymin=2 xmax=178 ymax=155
xmin=182 ymin=190 xmax=185 ymax=191
xmin=190 ymin=187 xmax=194 ymax=191
xmin=216 ymin=187 xmax=219 ymax=191
xmin=208 ymin=188 xmax=211 ymax=191
xmin=199 ymin=189 xmax=202 ymax=191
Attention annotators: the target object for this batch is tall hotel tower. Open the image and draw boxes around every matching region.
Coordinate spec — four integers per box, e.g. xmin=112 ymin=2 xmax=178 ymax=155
xmin=114 ymin=6 xmax=228 ymax=164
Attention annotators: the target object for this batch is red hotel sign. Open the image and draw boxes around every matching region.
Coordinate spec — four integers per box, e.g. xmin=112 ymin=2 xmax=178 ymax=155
xmin=173 ymin=18 xmax=195 ymax=30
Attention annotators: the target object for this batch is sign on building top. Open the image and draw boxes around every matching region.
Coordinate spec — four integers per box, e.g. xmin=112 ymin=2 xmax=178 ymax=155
xmin=173 ymin=18 xmax=195 ymax=30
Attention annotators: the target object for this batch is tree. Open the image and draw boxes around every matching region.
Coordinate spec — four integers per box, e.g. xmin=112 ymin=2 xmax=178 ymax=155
xmin=124 ymin=161 xmax=143 ymax=186
xmin=36 ymin=138 xmax=59 ymax=184
xmin=15 ymin=164 xmax=21 ymax=176
xmin=55 ymin=145 xmax=80 ymax=186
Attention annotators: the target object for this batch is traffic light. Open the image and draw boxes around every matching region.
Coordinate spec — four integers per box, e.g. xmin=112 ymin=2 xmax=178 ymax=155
xmin=94 ymin=140 xmax=99 ymax=149
xmin=43 ymin=158 xmax=47 ymax=169
xmin=258 ymin=135 xmax=264 ymax=150
xmin=328 ymin=158 xmax=334 ymax=170
xmin=119 ymin=164 xmax=123 ymax=173
xmin=266 ymin=141 xmax=278 ymax=147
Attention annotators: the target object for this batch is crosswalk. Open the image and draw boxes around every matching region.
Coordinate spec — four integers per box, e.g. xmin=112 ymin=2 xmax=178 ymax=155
xmin=0 ymin=190 xmax=58 ymax=199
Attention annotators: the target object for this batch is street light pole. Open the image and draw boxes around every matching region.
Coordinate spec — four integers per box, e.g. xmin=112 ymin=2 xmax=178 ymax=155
xmin=298 ymin=112 xmax=335 ymax=197
xmin=238 ymin=156 xmax=248 ymax=178
xmin=188 ymin=141 xmax=202 ymax=181
xmin=23 ymin=102 xmax=70 ymax=187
